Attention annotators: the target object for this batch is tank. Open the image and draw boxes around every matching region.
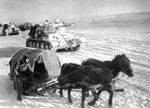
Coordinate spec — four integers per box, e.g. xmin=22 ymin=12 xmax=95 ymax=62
xmin=18 ymin=22 xmax=32 ymax=31
xmin=26 ymin=22 xmax=82 ymax=52
xmin=2 ymin=23 xmax=19 ymax=36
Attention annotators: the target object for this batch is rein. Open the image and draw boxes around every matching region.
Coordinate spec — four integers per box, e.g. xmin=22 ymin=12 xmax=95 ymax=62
xmin=111 ymin=72 xmax=124 ymax=84
xmin=80 ymin=70 xmax=98 ymax=85
xmin=33 ymin=71 xmax=48 ymax=76
xmin=111 ymin=61 xmax=126 ymax=84
xmin=111 ymin=60 xmax=131 ymax=89
xmin=79 ymin=69 xmax=112 ymax=88
xmin=16 ymin=66 xmax=114 ymax=92
xmin=16 ymin=67 xmax=86 ymax=89
xmin=57 ymin=68 xmax=99 ymax=87
xmin=119 ymin=60 xmax=131 ymax=73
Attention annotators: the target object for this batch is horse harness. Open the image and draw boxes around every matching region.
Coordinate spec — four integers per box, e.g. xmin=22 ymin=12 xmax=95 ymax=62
xmin=119 ymin=59 xmax=131 ymax=73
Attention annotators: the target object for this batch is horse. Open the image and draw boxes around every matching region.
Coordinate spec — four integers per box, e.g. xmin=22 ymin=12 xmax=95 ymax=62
xmin=58 ymin=63 xmax=114 ymax=108
xmin=81 ymin=53 xmax=134 ymax=106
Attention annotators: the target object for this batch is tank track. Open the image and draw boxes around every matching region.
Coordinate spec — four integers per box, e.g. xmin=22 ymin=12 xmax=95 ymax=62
xmin=26 ymin=38 xmax=80 ymax=51
xmin=56 ymin=44 xmax=80 ymax=52
xmin=26 ymin=38 xmax=52 ymax=50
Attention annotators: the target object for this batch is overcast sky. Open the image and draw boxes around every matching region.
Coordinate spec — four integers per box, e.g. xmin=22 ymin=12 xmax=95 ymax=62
xmin=0 ymin=0 xmax=150 ymax=22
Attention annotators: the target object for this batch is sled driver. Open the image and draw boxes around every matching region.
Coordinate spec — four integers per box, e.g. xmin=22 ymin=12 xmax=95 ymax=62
xmin=13 ymin=54 xmax=33 ymax=100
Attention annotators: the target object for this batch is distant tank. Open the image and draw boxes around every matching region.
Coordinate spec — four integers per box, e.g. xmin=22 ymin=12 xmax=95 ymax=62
xmin=18 ymin=22 xmax=32 ymax=31
xmin=26 ymin=21 xmax=82 ymax=52
xmin=2 ymin=22 xmax=19 ymax=36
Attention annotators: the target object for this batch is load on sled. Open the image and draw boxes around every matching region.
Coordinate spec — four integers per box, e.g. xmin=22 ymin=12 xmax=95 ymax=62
xmin=9 ymin=48 xmax=61 ymax=100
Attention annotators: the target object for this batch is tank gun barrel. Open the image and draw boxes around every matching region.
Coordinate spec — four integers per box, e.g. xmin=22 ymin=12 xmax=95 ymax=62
xmin=62 ymin=23 xmax=72 ymax=27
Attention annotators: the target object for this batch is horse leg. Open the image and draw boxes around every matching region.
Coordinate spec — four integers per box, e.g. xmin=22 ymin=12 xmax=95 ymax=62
xmin=59 ymin=87 xmax=63 ymax=97
xmin=96 ymin=89 xmax=103 ymax=100
xmin=59 ymin=84 xmax=63 ymax=97
xmin=106 ymin=88 xmax=114 ymax=106
xmin=88 ymin=91 xmax=98 ymax=106
xmin=51 ymin=84 xmax=57 ymax=93
xmin=59 ymin=79 xmax=63 ymax=97
xmin=68 ymin=86 xmax=73 ymax=104
xmin=85 ymin=91 xmax=89 ymax=97
xmin=81 ymin=88 xmax=86 ymax=108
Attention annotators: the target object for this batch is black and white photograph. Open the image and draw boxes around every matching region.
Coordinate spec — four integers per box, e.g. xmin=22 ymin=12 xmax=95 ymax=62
xmin=0 ymin=0 xmax=150 ymax=108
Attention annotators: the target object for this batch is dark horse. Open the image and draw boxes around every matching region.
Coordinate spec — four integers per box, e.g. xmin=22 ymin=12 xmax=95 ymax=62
xmin=81 ymin=53 xmax=134 ymax=106
xmin=59 ymin=63 xmax=114 ymax=108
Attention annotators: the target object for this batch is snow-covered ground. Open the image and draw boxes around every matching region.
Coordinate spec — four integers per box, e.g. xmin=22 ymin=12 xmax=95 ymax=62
xmin=0 ymin=12 xmax=150 ymax=108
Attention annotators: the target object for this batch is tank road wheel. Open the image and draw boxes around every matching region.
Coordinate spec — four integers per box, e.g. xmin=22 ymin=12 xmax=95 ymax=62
xmin=70 ymin=48 xmax=74 ymax=51
xmin=41 ymin=43 xmax=44 ymax=49
xmin=29 ymin=41 xmax=32 ymax=47
xmin=33 ymin=42 xmax=36 ymax=48
xmin=44 ymin=44 xmax=50 ymax=50
xmin=44 ymin=44 xmax=48 ymax=50
xmin=69 ymin=46 xmax=75 ymax=51
xmin=73 ymin=47 xmax=76 ymax=51
xmin=36 ymin=42 xmax=40 ymax=48
xmin=35 ymin=42 xmax=38 ymax=48
xmin=73 ymin=46 xmax=77 ymax=51
xmin=71 ymin=45 xmax=80 ymax=51
xmin=76 ymin=45 xmax=80 ymax=50
xmin=31 ymin=41 xmax=34 ymax=47
xmin=65 ymin=48 xmax=68 ymax=51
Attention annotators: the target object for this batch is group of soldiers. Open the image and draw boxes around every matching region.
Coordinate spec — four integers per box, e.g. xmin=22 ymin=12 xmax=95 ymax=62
xmin=29 ymin=18 xmax=65 ymax=39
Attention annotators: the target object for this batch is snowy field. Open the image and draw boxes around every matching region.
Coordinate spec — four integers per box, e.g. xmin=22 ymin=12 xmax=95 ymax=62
xmin=0 ymin=12 xmax=150 ymax=108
